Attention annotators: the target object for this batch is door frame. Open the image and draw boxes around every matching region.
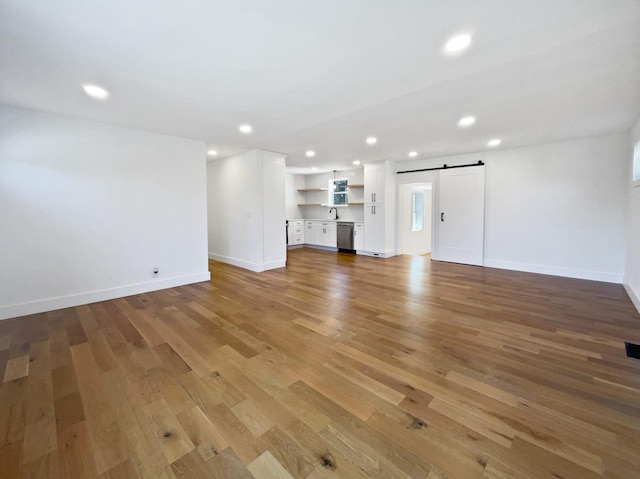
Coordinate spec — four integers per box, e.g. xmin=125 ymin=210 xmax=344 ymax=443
xmin=398 ymin=182 xmax=433 ymax=255
xmin=394 ymin=166 xmax=485 ymax=265
xmin=395 ymin=170 xmax=438 ymax=257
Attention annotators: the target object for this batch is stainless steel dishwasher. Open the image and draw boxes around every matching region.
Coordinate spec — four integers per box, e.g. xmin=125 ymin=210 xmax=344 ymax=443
xmin=337 ymin=222 xmax=355 ymax=252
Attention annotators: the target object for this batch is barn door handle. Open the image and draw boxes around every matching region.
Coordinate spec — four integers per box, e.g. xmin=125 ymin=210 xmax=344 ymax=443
xmin=441 ymin=212 xmax=444 ymax=222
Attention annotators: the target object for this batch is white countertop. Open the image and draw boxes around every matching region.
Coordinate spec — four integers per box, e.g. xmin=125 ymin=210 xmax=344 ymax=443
xmin=289 ymin=218 xmax=363 ymax=223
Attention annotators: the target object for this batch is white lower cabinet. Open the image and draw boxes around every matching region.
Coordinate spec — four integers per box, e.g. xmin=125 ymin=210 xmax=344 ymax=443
xmin=364 ymin=203 xmax=385 ymax=254
xmin=303 ymin=220 xmax=337 ymax=247
xmin=289 ymin=220 xmax=304 ymax=245
xmin=354 ymin=222 xmax=364 ymax=251
xmin=315 ymin=222 xmax=337 ymax=247
xmin=304 ymin=221 xmax=316 ymax=244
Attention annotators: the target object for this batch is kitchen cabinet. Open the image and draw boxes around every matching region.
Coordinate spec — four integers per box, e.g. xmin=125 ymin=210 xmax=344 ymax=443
xmin=288 ymin=220 xmax=304 ymax=246
xmin=315 ymin=221 xmax=337 ymax=247
xmin=363 ymin=161 xmax=396 ymax=257
xmin=354 ymin=222 xmax=364 ymax=251
xmin=304 ymin=221 xmax=316 ymax=244
xmin=364 ymin=204 xmax=385 ymax=254
xmin=364 ymin=163 xmax=387 ymax=203
xmin=303 ymin=220 xmax=336 ymax=247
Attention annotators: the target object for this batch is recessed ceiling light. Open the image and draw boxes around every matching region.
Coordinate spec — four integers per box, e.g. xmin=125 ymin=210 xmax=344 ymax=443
xmin=207 ymin=149 xmax=218 ymax=156
xmin=487 ymin=139 xmax=502 ymax=147
xmin=306 ymin=150 xmax=316 ymax=157
xmin=82 ymin=84 xmax=109 ymax=100
xmin=311 ymin=167 xmax=317 ymax=171
xmin=366 ymin=137 xmax=377 ymax=145
xmin=445 ymin=34 xmax=472 ymax=53
xmin=409 ymin=151 xmax=418 ymax=158
xmin=239 ymin=124 xmax=252 ymax=134
xmin=457 ymin=116 xmax=476 ymax=127
xmin=353 ymin=160 xmax=361 ymax=165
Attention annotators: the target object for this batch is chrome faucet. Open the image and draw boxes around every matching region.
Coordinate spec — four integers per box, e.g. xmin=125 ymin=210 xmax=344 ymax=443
xmin=329 ymin=207 xmax=339 ymax=220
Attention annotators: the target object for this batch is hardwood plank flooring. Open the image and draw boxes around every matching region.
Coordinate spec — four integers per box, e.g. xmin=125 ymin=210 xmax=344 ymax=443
xmin=1 ymin=248 xmax=640 ymax=478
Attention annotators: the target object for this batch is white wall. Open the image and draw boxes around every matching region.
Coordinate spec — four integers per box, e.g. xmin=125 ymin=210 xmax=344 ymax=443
xmin=207 ymin=150 xmax=286 ymax=272
xmin=397 ymin=134 xmax=628 ymax=282
xmin=208 ymin=151 xmax=261 ymax=267
xmin=262 ymin=152 xmax=287 ymax=269
xmin=0 ymin=105 xmax=210 ymax=320
xmin=285 ymin=173 xmax=304 ymax=220
xmin=625 ymin=118 xmax=640 ymax=311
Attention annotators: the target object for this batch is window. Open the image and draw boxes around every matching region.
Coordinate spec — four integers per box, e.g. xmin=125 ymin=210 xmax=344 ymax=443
xmin=330 ymin=179 xmax=348 ymax=205
xmin=411 ymin=192 xmax=423 ymax=232
xmin=634 ymin=139 xmax=640 ymax=185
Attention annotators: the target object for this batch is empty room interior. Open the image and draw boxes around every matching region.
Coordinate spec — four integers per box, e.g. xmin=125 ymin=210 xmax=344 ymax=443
xmin=2 ymin=1 xmax=640 ymax=478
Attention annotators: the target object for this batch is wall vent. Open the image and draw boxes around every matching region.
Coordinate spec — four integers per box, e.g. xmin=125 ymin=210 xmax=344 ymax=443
xmin=624 ymin=342 xmax=640 ymax=360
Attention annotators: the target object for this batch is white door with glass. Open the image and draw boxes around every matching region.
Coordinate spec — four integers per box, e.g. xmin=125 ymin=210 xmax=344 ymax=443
xmin=436 ymin=166 xmax=485 ymax=266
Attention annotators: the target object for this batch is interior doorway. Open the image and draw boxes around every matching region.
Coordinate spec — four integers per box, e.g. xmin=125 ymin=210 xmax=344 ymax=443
xmin=398 ymin=182 xmax=433 ymax=256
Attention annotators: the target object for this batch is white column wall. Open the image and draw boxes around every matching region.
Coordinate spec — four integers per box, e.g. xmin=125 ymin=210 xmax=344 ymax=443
xmin=261 ymin=151 xmax=287 ymax=269
xmin=207 ymin=151 xmax=262 ymax=268
xmin=207 ymin=150 xmax=286 ymax=272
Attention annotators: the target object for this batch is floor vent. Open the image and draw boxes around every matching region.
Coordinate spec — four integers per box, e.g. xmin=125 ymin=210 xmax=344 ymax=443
xmin=624 ymin=342 xmax=640 ymax=360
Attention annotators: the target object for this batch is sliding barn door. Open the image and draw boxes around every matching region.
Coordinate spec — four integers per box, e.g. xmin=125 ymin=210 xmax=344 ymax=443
xmin=437 ymin=166 xmax=485 ymax=266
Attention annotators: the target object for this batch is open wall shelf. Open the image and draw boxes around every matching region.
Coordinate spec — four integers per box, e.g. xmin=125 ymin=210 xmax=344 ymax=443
xmin=297 ymin=180 xmax=364 ymax=208
xmin=297 ymin=203 xmax=364 ymax=207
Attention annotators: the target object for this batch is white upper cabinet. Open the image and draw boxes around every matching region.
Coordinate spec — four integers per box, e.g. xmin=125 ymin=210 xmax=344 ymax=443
xmin=364 ymin=163 xmax=386 ymax=203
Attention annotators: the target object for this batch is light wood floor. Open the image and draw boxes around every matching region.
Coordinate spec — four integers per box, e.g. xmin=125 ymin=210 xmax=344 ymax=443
xmin=1 ymin=248 xmax=640 ymax=479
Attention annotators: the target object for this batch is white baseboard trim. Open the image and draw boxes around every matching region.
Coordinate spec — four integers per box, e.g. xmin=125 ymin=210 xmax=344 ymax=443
xmin=0 ymin=272 xmax=211 ymax=321
xmin=208 ymin=253 xmax=285 ymax=272
xmin=402 ymin=249 xmax=430 ymax=256
xmin=483 ymin=259 xmax=623 ymax=283
xmin=264 ymin=260 xmax=286 ymax=270
xmin=624 ymin=283 xmax=640 ymax=314
xmin=302 ymin=245 xmax=338 ymax=252
xmin=357 ymin=250 xmax=396 ymax=259
xmin=209 ymin=253 xmax=265 ymax=272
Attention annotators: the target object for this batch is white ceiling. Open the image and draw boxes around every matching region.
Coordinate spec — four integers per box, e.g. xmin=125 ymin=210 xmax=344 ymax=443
xmin=2 ymin=0 xmax=640 ymax=173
